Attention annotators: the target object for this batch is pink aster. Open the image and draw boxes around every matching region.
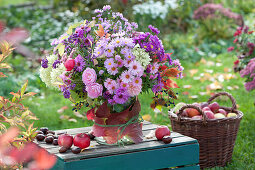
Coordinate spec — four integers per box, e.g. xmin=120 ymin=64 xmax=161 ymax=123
xmin=120 ymin=47 xmax=132 ymax=55
xmin=133 ymin=77 xmax=142 ymax=86
xmin=124 ymin=52 xmax=135 ymax=60
xmin=116 ymin=59 xmax=124 ymax=67
xmin=128 ymin=61 xmax=144 ymax=75
xmin=104 ymin=58 xmax=115 ymax=70
xmin=151 ymin=63 xmax=159 ymax=74
xmin=120 ymin=70 xmax=134 ymax=83
xmin=104 ymin=78 xmax=115 ymax=89
xmin=120 ymin=82 xmax=129 ymax=89
xmin=127 ymin=82 xmax=142 ymax=97
xmin=107 ymin=64 xmax=118 ymax=75
xmin=124 ymin=59 xmax=133 ymax=67
xmin=107 ymin=81 xmax=118 ymax=94
xmin=105 ymin=46 xmax=114 ymax=57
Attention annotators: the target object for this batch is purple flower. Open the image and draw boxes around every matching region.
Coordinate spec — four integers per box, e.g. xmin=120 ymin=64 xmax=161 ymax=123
xmin=52 ymin=60 xmax=61 ymax=69
xmin=75 ymin=54 xmax=85 ymax=72
xmin=60 ymin=86 xmax=71 ymax=98
xmin=84 ymin=35 xmax=94 ymax=46
xmin=103 ymin=5 xmax=111 ymax=11
xmin=113 ymin=88 xmax=129 ymax=104
xmin=148 ymin=25 xmax=160 ymax=34
xmin=103 ymin=91 xmax=112 ymax=99
xmin=69 ymin=84 xmax=76 ymax=90
xmin=244 ymin=77 xmax=255 ymax=91
xmin=152 ymin=82 xmax=164 ymax=93
xmin=94 ymin=9 xmax=103 ymax=14
xmin=41 ymin=59 xmax=48 ymax=68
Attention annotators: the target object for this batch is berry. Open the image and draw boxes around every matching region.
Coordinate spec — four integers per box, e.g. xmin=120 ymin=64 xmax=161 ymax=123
xmin=36 ymin=134 xmax=45 ymax=141
xmin=53 ymin=139 xmax=58 ymax=145
xmin=71 ymin=147 xmax=82 ymax=154
xmin=40 ymin=127 xmax=49 ymax=135
xmin=88 ymin=132 xmax=95 ymax=140
xmin=162 ymin=136 xmax=172 ymax=144
xmin=47 ymin=130 xmax=55 ymax=135
xmin=45 ymin=136 xmax=54 ymax=144
xmin=59 ymin=147 xmax=68 ymax=153
xmin=155 ymin=126 xmax=170 ymax=140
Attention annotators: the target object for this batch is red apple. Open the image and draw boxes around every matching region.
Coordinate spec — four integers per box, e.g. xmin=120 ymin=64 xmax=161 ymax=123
xmin=191 ymin=115 xmax=202 ymax=120
xmin=204 ymin=111 xmax=215 ymax=119
xmin=209 ymin=102 xmax=220 ymax=113
xmin=185 ymin=108 xmax=200 ymax=118
xmin=73 ymin=133 xmax=90 ymax=149
xmin=192 ymin=102 xmax=201 ymax=108
xmin=155 ymin=126 xmax=170 ymax=140
xmin=202 ymin=107 xmax=211 ymax=112
xmin=200 ymin=102 xmax=209 ymax=109
xmin=218 ymin=109 xmax=227 ymax=116
xmin=58 ymin=134 xmax=73 ymax=148
xmin=64 ymin=58 xmax=75 ymax=71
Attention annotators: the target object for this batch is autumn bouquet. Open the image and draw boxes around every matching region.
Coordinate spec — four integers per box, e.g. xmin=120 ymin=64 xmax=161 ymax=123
xmin=228 ymin=25 xmax=255 ymax=91
xmin=40 ymin=5 xmax=183 ymax=144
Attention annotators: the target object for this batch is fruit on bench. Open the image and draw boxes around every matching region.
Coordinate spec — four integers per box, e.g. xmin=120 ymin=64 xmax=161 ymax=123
xmin=40 ymin=127 xmax=49 ymax=135
xmin=59 ymin=146 xmax=68 ymax=153
xmin=45 ymin=136 xmax=54 ymax=144
xmin=155 ymin=126 xmax=170 ymax=140
xmin=218 ymin=109 xmax=227 ymax=116
xmin=46 ymin=130 xmax=55 ymax=135
xmin=173 ymin=102 xmax=186 ymax=114
xmin=185 ymin=108 xmax=200 ymax=118
xmin=36 ymin=134 xmax=45 ymax=141
xmin=73 ymin=133 xmax=90 ymax=149
xmin=71 ymin=147 xmax=82 ymax=154
xmin=204 ymin=111 xmax=215 ymax=119
xmin=58 ymin=134 xmax=73 ymax=148
xmin=36 ymin=130 xmax=44 ymax=135
xmin=162 ymin=136 xmax=172 ymax=144
xmin=214 ymin=113 xmax=226 ymax=119
xmin=227 ymin=113 xmax=237 ymax=118
xmin=209 ymin=102 xmax=220 ymax=113
xmin=53 ymin=139 xmax=58 ymax=145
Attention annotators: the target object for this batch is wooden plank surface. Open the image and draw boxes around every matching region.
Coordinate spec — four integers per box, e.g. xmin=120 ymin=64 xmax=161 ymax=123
xmin=55 ymin=143 xmax=199 ymax=170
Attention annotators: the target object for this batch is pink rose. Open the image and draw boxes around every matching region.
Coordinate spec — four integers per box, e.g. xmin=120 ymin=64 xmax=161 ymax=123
xmin=86 ymin=83 xmax=103 ymax=99
xmin=82 ymin=68 xmax=97 ymax=85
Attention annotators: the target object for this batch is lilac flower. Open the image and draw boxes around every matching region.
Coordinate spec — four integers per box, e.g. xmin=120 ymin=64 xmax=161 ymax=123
xmin=104 ymin=58 xmax=115 ymax=70
xmin=41 ymin=59 xmax=48 ymax=68
xmin=105 ymin=46 xmax=115 ymax=57
xmin=99 ymin=70 xmax=104 ymax=75
xmin=84 ymin=35 xmax=94 ymax=46
xmin=116 ymin=59 xmax=124 ymax=67
xmin=60 ymin=86 xmax=71 ymax=98
xmin=94 ymin=9 xmax=103 ymax=14
xmin=151 ymin=63 xmax=159 ymax=74
xmin=148 ymin=25 xmax=160 ymax=34
xmin=103 ymin=5 xmax=111 ymax=11
xmin=107 ymin=64 xmax=118 ymax=75
xmin=69 ymin=84 xmax=76 ymax=90
xmin=75 ymin=54 xmax=85 ymax=72
xmin=103 ymin=91 xmax=112 ymax=99
xmin=128 ymin=61 xmax=143 ymax=75
xmin=120 ymin=70 xmax=134 ymax=83
xmin=113 ymin=88 xmax=129 ymax=104
xmin=52 ymin=60 xmax=61 ymax=69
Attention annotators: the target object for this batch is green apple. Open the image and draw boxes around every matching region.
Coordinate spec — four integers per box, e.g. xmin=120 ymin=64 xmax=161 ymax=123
xmin=173 ymin=102 xmax=186 ymax=114
xmin=214 ymin=113 xmax=226 ymax=119
xmin=227 ymin=113 xmax=237 ymax=118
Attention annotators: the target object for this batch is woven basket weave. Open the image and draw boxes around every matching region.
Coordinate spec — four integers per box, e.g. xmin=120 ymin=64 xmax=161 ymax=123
xmin=168 ymin=92 xmax=243 ymax=168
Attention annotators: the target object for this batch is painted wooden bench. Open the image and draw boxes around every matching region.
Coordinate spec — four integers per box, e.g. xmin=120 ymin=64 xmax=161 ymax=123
xmin=36 ymin=121 xmax=200 ymax=170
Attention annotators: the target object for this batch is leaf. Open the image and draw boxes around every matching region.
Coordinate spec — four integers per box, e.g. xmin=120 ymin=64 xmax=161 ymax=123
xmin=68 ymin=118 xmax=77 ymax=123
xmin=21 ymin=110 xmax=30 ymax=119
xmin=162 ymin=67 xmax=181 ymax=77
xmin=20 ymin=80 xmax=28 ymax=97
xmin=22 ymin=92 xmax=37 ymax=98
xmin=0 ymin=63 xmax=11 ymax=69
xmin=73 ymin=111 xmax=84 ymax=118
xmin=58 ymin=44 xmax=65 ymax=56
xmin=66 ymin=22 xmax=82 ymax=35
xmin=87 ymin=20 xmax=95 ymax=28
xmin=189 ymin=69 xmax=198 ymax=76
xmin=95 ymin=24 xmax=110 ymax=38
xmin=86 ymin=108 xmax=95 ymax=120
xmin=10 ymin=92 xmax=20 ymax=99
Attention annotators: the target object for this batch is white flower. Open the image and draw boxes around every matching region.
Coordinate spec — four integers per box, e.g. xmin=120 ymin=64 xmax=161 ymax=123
xmin=51 ymin=63 xmax=66 ymax=86
xmin=132 ymin=44 xmax=151 ymax=68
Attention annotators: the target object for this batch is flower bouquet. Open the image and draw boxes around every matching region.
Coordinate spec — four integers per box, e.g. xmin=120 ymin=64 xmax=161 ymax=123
xmin=40 ymin=5 xmax=183 ymax=145
xmin=228 ymin=25 xmax=255 ymax=91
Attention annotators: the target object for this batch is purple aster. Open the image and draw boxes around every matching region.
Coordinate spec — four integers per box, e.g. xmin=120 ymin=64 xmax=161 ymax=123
xmin=103 ymin=5 xmax=111 ymax=11
xmin=99 ymin=70 xmax=104 ymax=75
xmin=75 ymin=54 xmax=85 ymax=72
xmin=41 ymin=58 xmax=48 ymax=68
xmin=113 ymin=88 xmax=129 ymax=104
xmin=116 ymin=59 xmax=124 ymax=67
xmin=84 ymin=35 xmax=94 ymax=46
xmin=75 ymin=28 xmax=84 ymax=38
xmin=94 ymin=9 xmax=103 ymax=14
xmin=103 ymin=91 xmax=112 ymax=99
xmin=148 ymin=25 xmax=160 ymax=34
xmin=105 ymin=46 xmax=115 ymax=57
xmin=60 ymin=86 xmax=71 ymax=98
xmin=152 ymin=82 xmax=164 ymax=93
xmin=244 ymin=77 xmax=255 ymax=91
xmin=52 ymin=60 xmax=61 ymax=69
xmin=69 ymin=83 xmax=76 ymax=90
xmin=104 ymin=58 xmax=115 ymax=70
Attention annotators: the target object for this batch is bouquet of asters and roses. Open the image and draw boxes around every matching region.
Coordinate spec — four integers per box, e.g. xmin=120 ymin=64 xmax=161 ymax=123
xmin=40 ymin=5 xmax=183 ymax=144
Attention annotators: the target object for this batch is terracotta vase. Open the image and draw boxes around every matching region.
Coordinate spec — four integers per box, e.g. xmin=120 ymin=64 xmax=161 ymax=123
xmin=92 ymin=99 xmax=143 ymax=144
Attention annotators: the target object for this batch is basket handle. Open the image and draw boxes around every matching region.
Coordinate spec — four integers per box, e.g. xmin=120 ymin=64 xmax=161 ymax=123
xmin=207 ymin=92 xmax=237 ymax=111
xmin=178 ymin=104 xmax=207 ymax=121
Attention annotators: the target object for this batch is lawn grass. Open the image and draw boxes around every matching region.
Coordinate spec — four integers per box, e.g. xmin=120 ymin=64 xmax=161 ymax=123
xmin=21 ymin=52 xmax=255 ymax=169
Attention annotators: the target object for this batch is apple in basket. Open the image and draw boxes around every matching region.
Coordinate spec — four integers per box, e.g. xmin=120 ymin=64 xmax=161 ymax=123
xmin=204 ymin=111 xmax=215 ymax=119
xmin=214 ymin=113 xmax=226 ymax=119
xmin=173 ymin=102 xmax=186 ymax=114
xmin=185 ymin=108 xmax=200 ymax=118
xmin=218 ymin=109 xmax=227 ymax=116
xmin=209 ymin=102 xmax=220 ymax=113
xmin=227 ymin=113 xmax=237 ymax=118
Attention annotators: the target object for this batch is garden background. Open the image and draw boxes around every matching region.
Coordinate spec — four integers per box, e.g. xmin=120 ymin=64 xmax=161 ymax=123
xmin=0 ymin=0 xmax=254 ymax=169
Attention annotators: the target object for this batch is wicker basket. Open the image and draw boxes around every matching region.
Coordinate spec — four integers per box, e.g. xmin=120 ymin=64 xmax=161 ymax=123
xmin=168 ymin=92 xmax=243 ymax=169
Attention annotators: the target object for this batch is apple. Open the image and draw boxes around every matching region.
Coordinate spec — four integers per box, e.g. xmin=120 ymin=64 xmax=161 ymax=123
xmin=58 ymin=134 xmax=73 ymax=148
xmin=204 ymin=111 xmax=215 ymax=119
xmin=173 ymin=102 xmax=186 ymax=114
xmin=182 ymin=110 xmax=188 ymax=117
xmin=200 ymin=102 xmax=209 ymax=109
xmin=185 ymin=108 xmax=200 ymax=118
xmin=192 ymin=102 xmax=201 ymax=108
xmin=209 ymin=102 xmax=220 ymax=113
xmin=155 ymin=126 xmax=170 ymax=140
xmin=202 ymin=107 xmax=211 ymax=112
xmin=191 ymin=115 xmax=202 ymax=120
xmin=227 ymin=113 xmax=237 ymax=118
xmin=64 ymin=58 xmax=75 ymax=71
xmin=218 ymin=109 xmax=227 ymax=116
xmin=214 ymin=113 xmax=226 ymax=119
xmin=73 ymin=133 xmax=90 ymax=149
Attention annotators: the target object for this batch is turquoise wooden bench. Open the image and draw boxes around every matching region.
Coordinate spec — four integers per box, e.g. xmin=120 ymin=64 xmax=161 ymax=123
xmin=37 ymin=121 xmax=200 ymax=170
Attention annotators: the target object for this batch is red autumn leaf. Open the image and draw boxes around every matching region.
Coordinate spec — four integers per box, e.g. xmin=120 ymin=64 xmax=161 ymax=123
xmin=125 ymin=123 xmax=143 ymax=143
xmin=86 ymin=108 xmax=95 ymax=120
xmin=0 ymin=127 xmax=19 ymax=149
xmin=33 ymin=148 xmax=56 ymax=170
xmin=159 ymin=65 xmax=168 ymax=71
xmin=10 ymin=142 xmax=38 ymax=163
xmin=162 ymin=79 xmax=179 ymax=89
xmin=162 ymin=67 xmax=180 ymax=77
xmin=0 ymin=21 xmax=5 ymax=33
xmin=95 ymin=102 xmax=110 ymax=118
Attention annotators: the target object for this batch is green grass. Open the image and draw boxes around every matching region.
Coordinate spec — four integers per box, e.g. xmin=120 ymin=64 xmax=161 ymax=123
xmin=21 ymin=52 xmax=255 ymax=169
